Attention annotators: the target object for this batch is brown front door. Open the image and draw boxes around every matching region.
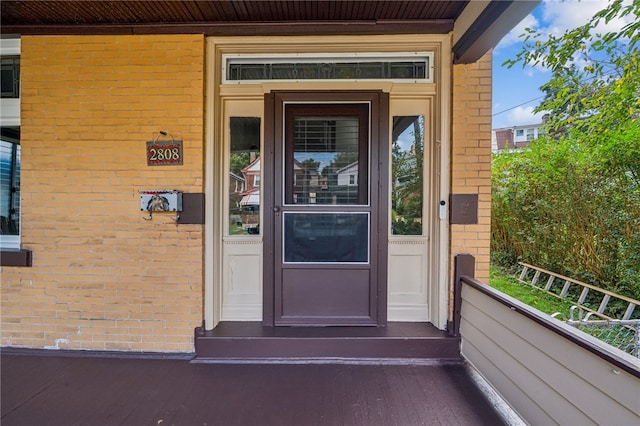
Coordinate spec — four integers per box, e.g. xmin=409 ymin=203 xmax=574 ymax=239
xmin=263 ymin=91 xmax=388 ymax=326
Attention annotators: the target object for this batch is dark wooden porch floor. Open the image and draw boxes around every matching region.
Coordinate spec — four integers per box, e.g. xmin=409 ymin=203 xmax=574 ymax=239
xmin=1 ymin=349 xmax=506 ymax=426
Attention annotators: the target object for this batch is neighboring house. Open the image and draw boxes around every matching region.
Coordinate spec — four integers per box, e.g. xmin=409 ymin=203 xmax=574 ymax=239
xmin=229 ymin=172 xmax=245 ymax=196
xmin=336 ymin=162 xmax=358 ymax=187
xmin=492 ymin=123 xmax=543 ymax=152
xmin=228 ymin=172 xmax=245 ymax=207
xmin=241 ymin=157 xmax=261 ymax=193
xmin=238 ymin=156 xmax=260 ymax=230
xmin=239 ymin=156 xmax=260 ymax=207
xmin=0 ymin=1 xmax=540 ymax=352
xmin=292 ymin=158 xmax=322 ymax=204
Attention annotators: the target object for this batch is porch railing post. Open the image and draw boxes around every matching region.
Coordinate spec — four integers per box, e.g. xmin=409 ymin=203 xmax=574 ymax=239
xmin=449 ymin=253 xmax=475 ymax=337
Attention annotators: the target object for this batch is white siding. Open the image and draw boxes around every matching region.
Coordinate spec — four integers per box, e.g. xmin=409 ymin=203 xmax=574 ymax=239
xmin=460 ymin=284 xmax=640 ymax=425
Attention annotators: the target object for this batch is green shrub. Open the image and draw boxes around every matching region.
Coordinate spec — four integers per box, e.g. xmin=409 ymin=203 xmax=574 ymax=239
xmin=491 ymin=125 xmax=640 ymax=300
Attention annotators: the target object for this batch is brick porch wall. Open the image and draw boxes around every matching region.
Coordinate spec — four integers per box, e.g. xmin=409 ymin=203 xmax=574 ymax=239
xmin=450 ymin=52 xmax=492 ymax=283
xmin=0 ymin=35 xmax=205 ymax=352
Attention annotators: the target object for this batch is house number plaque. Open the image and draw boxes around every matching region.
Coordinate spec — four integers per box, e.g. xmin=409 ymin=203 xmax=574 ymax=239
xmin=146 ymin=139 xmax=183 ymax=166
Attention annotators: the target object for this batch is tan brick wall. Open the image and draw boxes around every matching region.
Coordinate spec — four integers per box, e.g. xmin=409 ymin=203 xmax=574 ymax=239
xmin=450 ymin=51 xmax=492 ymax=283
xmin=1 ymin=34 xmax=205 ymax=352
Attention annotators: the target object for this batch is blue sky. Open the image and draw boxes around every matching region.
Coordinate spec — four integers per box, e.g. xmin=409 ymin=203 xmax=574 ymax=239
xmin=491 ymin=0 xmax=632 ymax=129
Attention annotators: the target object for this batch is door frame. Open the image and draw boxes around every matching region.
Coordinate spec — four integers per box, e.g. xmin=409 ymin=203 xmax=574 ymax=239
xmin=204 ymin=34 xmax=453 ymax=331
xmin=262 ymin=90 xmax=389 ymax=326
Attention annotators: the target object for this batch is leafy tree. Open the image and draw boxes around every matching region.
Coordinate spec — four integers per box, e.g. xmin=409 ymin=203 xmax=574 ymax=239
xmin=327 ymin=151 xmax=358 ymax=172
xmin=505 ymin=0 xmax=640 ymax=184
xmin=300 ymin=158 xmax=320 ymax=174
xmin=391 ymin=117 xmax=424 ymax=235
xmin=494 ymin=0 xmax=640 ymax=299
xmin=321 ymin=151 xmax=359 ymax=181
xmin=230 ymin=152 xmax=250 ymax=176
xmin=506 ymin=0 xmax=639 ymax=142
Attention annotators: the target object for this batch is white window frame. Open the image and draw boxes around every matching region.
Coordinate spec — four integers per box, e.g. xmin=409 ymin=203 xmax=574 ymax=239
xmin=0 ymin=38 xmax=20 ymax=250
xmin=526 ymin=128 xmax=535 ymax=141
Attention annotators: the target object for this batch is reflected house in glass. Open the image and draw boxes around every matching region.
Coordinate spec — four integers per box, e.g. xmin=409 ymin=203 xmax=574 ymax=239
xmin=240 ymin=156 xmax=326 ymax=208
xmin=239 ymin=156 xmax=261 ymax=230
xmin=292 ymin=158 xmax=323 ymax=204
xmin=336 ymin=161 xmax=358 ymax=187
xmin=229 ymin=172 xmax=245 ymax=219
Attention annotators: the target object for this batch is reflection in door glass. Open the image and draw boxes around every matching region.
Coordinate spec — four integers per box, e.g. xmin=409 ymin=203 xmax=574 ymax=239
xmin=0 ymin=139 xmax=20 ymax=236
xmin=284 ymin=213 xmax=369 ymax=263
xmin=291 ymin=116 xmax=363 ymax=205
xmin=229 ymin=117 xmax=261 ymax=235
xmin=391 ymin=116 xmax=424 ymax=235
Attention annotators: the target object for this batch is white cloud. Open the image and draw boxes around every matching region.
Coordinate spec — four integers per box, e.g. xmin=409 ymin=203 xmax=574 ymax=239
xmin=492 ymin=0 xmax=633 ymax=128
xmin=506 ymin=106 xmax=545 ymax=126
xmin=496 ymin=0 xmax=632 ymax=51
xmin=496 ymin=0 xmax=632 ymax=74
xmin=542 ymin=0 xmax=633 ymax=36
xmin=542 ymin=0 xmax=608 ymax=35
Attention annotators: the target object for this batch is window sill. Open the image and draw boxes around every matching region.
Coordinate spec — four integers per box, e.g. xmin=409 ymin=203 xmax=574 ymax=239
xmin=1 ymin=249 xmax=32 ymax=267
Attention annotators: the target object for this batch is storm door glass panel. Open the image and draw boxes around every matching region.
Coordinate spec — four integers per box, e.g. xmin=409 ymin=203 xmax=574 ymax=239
xmin=286 ymin=110 xmax=368 ymax=205
xmin=283 ymin=213 xmax=369 ymax=263
xmin=228 ymin=117 xmax=261 ymax=235
xmin=391 ymin=116 xmax=424 ymax=235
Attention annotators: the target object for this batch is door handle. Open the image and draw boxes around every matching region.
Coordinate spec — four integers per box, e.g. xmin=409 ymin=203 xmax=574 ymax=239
xmin=273 ymin=206 xmax=281 ymax=216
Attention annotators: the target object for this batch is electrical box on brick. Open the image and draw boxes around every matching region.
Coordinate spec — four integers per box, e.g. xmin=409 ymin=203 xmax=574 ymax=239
xmin=140 ymin=190 xmax=183 ymax=212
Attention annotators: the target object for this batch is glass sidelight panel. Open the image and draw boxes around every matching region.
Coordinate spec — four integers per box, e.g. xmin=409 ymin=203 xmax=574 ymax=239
xmin=228 ymin=117 xmax=261 ymax=235
xmin=283 ymin=212 xmax=369 ymax=263
xmin=391 ymin=116 xmax=424 ymax=235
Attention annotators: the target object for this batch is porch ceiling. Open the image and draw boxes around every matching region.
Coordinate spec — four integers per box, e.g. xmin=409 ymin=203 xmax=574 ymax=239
xmin=1 ymin=1 xmax=467 ymax=32
xmin=0 ymin=0 xmax=540 ymax=63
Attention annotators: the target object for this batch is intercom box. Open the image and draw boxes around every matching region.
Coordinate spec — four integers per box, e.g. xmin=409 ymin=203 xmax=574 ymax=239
xmin=140 ymin=190 xmax=183 ymax=212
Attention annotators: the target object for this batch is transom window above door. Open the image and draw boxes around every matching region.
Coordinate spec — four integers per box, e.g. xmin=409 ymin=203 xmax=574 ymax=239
xmin=223 ymin=53 xmax=433 ymax=83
